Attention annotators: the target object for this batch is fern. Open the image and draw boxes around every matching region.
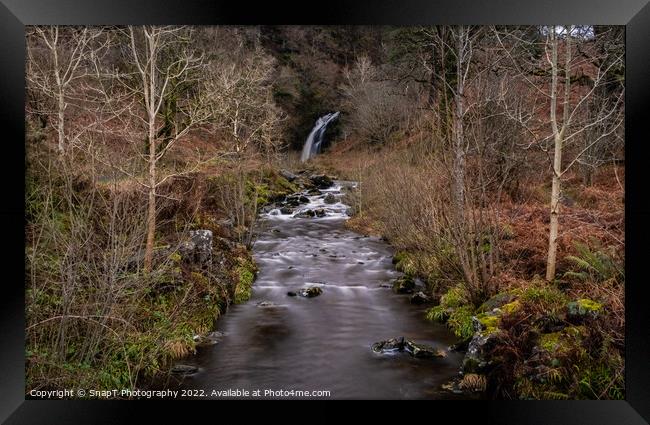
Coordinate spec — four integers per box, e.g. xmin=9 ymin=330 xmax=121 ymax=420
xmin=564 ymin=241 xmax=623 ymax=283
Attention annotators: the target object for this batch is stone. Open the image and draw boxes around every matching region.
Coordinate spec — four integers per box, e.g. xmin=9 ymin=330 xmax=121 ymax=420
xmin=309 ymin=174 xmax=334 ymax=189
xmin=179 ymin=229 xmax=213 ymax=268
xmin=295 ymin=209 xmax=316 ymax=218
xmin=171 ymin=364 xmax=198 ymax=375
xmin=566 ymin=298 xmax=602 ymax=320
xmin=392 ymin=276 xmax=416 ymax=294
xmin=372 ymin=337 xmax=406 ymax=353
xmin=324 ymin=193 xmax=337 ymax=204
xmin=299 ymin=286 xmax=323 ymax=298
xmin=410 ymin=291 xmax=431 ymax=304
xmin=404 ymin=339 xmax=446 ymax=358
xmin=280 ymin=169 xmax=297 ymax=182
xmin=280 ymin=206 xmax=294 ymax=215
xmin=287 ymin=291 xmax=297 ymax=297
xmin=314 ymin=208 xmax=326 ymax=217
xmin=193 ymin=331 xmax=224 ymax=348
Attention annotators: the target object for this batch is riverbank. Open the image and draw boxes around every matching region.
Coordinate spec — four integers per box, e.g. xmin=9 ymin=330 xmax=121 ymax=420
xmin=25 ymin=160 xmax=299 ymax=396
xmin=315 ymin=144 xmax=625 ymax=400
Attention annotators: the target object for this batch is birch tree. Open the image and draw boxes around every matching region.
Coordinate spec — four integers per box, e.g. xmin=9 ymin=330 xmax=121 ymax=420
xmin=495 ymin=25 xmax=624 ymax=281
xmin=112 ymin=26 xmax=212 ymax=272
xmin=26 ymin=26 xmax=107 ymax=154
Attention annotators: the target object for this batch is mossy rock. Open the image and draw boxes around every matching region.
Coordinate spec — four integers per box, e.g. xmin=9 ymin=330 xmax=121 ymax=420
xmin=500 ymin=300 xmax=522 ymax=315
xmin=478 ymin=292 xmax=516 ymax=313
xmin=474 ymin=312 xmax=501 ymax=335
xmin=392 ymin=275 xmax=415 ymax=294
xmin=538 ymin=326 xmax=587 ymax=358
xmin=299 ymin=286 xmax=323 ymax=298
xmin=567 ymin=298 xmax=602 ymax=319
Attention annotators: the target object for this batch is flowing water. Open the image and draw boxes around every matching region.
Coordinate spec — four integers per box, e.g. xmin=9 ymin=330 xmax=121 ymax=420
xmin=300 ymin=112 xmax=340 ymax=162
xmin=177 ymin=182 xmax=463 ymax=399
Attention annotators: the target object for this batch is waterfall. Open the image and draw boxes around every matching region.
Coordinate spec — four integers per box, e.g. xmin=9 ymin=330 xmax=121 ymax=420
xmin=300 ymin=112 xmax=340 ymax=162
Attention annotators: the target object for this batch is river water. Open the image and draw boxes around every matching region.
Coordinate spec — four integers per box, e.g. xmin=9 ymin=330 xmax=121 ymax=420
xmin=178 ymin=181 xmax=463 ymax=399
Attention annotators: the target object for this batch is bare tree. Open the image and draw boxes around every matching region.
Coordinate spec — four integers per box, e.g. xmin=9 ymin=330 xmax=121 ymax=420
xmin=26 ymin=26 xmax=108 ymax=154
xmin=495 ymin=25 xmax=624 ymax=280
xmin=106 ymin=26 xmax=213 ymax=272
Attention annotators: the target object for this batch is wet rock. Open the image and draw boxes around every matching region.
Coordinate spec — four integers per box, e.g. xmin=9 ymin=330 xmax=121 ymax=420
xmin=372 ymin=337 xmax=446 ymax=358
xmin=287 ymin=291 xmax=297 ymax=297
xmin=442 ymin=380 xmax=465 ymax=395
xmin=310 ymin=174 xmax=334 ymax=189
xmin=299 ymin=286 xmax=323 ymax=298
xmin=372 ymin=337 xmax=406 ymax=353
xmin=179 ymin=229 xmax=213 ymax=268
xmin=280 ymin=206 xmax=294 ymax=215
xmin=314 ymin=208 xmax=326 ymax=217
xmin=299 ymin=195 xmax=310 ymax=203
xmin=280 ymin=169 xmax=297 ymax=182
xmin=392 ymin=276 xmax=415 ymax=294
xmin=324 ymin=193 xmax=337 ymax=204
xmin=171 ymin=364 xmax=198 ymax=375
xmin=307 ymin=188 xmax=322 ymax=196
xmin=462 ymin=331 xmax=500 ymax=373
xmin=257 ymin=301 xmax=278 ymax=308
xmin=295 ymin=209 xmax=316 ymax=218
xmin=404 ymin=339 xmax=446 ymax=358
xmin=410 ymin=291 xmax=431 ymax=304
xmin=193 ymin=331 xmax=224 ymax=348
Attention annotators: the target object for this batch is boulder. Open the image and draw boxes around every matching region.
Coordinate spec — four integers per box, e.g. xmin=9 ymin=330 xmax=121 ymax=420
xmin=299 ymin=286 xmax=323 ymax=298
xmin=314 ymin=208 xmax=327 ymax=217
xmin=280 ymin=206 xmax=294 ymax=215
xmin=287 ymin=291 xmax=297 ymax=297
xmin=372 ymin=337 xmax=406 ymax=353
xmin=309 ymin=174 xmax=334 ymax=189
xmin=193 ymin=331 xmax=224 ymax=348
xmin=179 ymin=229 xmax=213 ymax=268
xmin=299 ymin=195 xmax=310 ymax=203
xmin=410 ymin=291 xmax=431 ymax=304
xmin=462 ymin=331 xmax=500 ymax=373
xmin=324 ymin=193 xmax=337 ymax=204
xmin=392 ymin=276 xmax=416 ymax=294
xmin=307 ymin=188 xmax=322 ymax=196
xmin=280 ymin=169 xmax=297 ymax=182
xmin=404 ymin=339 xmax=446 ymax=358
xmin=566 ymin=298 xmax=602 ymax=320
xmin=295 ymin=209 xmax=316 ymax=218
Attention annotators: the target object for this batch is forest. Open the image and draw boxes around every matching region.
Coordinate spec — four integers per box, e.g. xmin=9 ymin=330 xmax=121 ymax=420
xmin=25 ymin=25 xmax=625 ymax=400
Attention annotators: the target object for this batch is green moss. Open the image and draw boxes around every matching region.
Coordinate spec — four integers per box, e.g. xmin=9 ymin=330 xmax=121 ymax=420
xmin=540 ymin=332 xmax=561 ymax=351
xmin=501 ymin=300 xmax=522 ymax=315
xmin=234 ymin=256 xmax=257 ymax=304
xmin=169 ymin=251 xmax=182 ymax=263
xmin=567 ymin=298 xmax=603 ymax=316
xmin=477 ymin=313 xmax=500 ymax=334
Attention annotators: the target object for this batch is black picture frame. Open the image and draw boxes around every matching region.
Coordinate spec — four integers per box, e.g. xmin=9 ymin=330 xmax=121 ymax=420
xmin=2 ymin=0 xmax=649 ymax=423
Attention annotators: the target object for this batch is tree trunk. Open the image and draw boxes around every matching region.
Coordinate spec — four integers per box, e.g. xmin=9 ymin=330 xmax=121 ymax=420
xmin=57 ymin=91 xmax=65 ymax=154
xmin=546 ymin=133 xmax=562 ymax=281
xmin=144 ymin=118 xmax=156 ymax=273
xmin=452 ymin=26 xmax=466 ymax=218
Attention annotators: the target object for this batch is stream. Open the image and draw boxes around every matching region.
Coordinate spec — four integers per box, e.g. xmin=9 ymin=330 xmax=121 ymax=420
xmin=177 ymin=181 xmax=463 ymax=399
